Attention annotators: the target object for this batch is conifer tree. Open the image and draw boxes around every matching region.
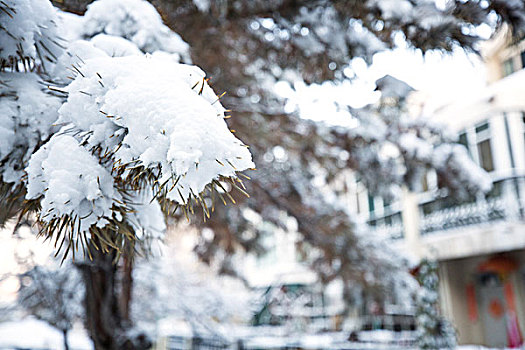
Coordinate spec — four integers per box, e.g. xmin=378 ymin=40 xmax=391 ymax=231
xmin=1 ymin=1 xmax=253 ymax=348
xmin=147 ymin=0 xmax=525 ymax=287
xmin=17 ymin=264 xmax=84 ymax=350
xmin=415 ymin=259 xmax=456 ymax=350
xmin=3 ymin=0 xmax=525 ymax=348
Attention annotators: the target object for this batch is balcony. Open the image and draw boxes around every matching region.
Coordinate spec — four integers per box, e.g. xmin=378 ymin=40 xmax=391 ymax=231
xmin=419 ymin=175 xmax=525 ymax=235
xmin=367 ymin=210 xmax=404 ymax=239
xmin=366 ymin=175 xmax=525 ymax=240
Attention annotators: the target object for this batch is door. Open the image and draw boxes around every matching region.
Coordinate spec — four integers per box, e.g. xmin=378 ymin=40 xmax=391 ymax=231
xmin=479 ymin=273 xmax=507 ymax=348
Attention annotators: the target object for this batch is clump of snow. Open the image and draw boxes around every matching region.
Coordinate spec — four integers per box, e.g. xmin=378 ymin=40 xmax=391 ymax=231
xmin=57 ymin=11 xmax=85 ymax=42
xmin=399 ymin=133 xmax=433 ymax=162
xmin=26 ymin=135 xmax=120 ymax=233
xmin=56 ymin=54 xmax=253 ymax=204
xmin=0 ymin=72 xmax=61 ymax=183
xmin=51 ymin=40 xmax=108 ymax=84
xmin=128 ymin=189 xmax=166 ymax=240
xmin=0 ymin=0 xmax=63 ymax=68
xmin=82 ymin=0 xmax=190 ymax=61
xmin=375 ymin=75 xmax=415 ymax=100
xmin=433 ymin=144 xmax=493 ymax=193
xmin=369 ymin=0 xmax=414 ymax=21
xmin=90 ymin=34 xmax=142 ymax=57
xmin=193 ymin=0 xmax=211 ymax=12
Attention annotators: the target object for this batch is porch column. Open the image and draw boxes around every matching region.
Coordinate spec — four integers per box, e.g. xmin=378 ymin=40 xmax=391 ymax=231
xmin=401 ymin=187 xmax=422 ymax=258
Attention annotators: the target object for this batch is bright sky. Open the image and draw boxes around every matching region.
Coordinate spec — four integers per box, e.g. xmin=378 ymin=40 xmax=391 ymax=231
xmin=363 ymin=47 xmax=485 ymax=102
xmin=276 ymin=47 xmax=487 ymax=126
xmin=0 ymin=224 xmax=55 ymax=303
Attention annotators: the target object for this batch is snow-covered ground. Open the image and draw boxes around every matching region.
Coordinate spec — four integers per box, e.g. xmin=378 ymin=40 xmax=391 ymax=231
xmin=0 ymin=319 xmax=520 ymax=350
xmin=458 ymin=347 xmax=523 ymax=350
xmin=0 ymin=317 xmax=93 ymax=350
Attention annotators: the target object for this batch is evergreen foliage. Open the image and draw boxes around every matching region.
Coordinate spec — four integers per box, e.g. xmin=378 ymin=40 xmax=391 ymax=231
xmin=415 ymin=259 xmax=456 ymax=350
xmin=3 ymin=0 xmax=525 ymax=348
xmin=17 ymin=264 xmax=84 ymax=350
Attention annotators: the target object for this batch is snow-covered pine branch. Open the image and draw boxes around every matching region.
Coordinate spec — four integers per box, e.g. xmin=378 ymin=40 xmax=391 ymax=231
xmin=0 ymin=0 xmax=254 ymax=258
xmin=0 ymin=0 xmax=64 ymax=71
xmin=26 ymin=53 xmax=254 ymax=254
xmin=347 ymin=75 xmax=492 ymax=199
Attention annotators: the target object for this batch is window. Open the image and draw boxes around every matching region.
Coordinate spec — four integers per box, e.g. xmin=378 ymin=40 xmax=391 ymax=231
xmin=476 ymin=122 xmax=494 ymax=172
xmin=477 ymin=140 xmax=494 ymax=171
xmin=522 ymin=113 xmax=525 ymax=164
xmin=475 ymin=123 xmax=489 ymax=133
xmin=368 ymin=194 xmax=375 ymax=214
xmin=503 ymin=58 xmax=514 ymax=77
xmin=421 ymin=172 xmax=429 ymax=192
xmin=521 ymin=51 xmax=525 ymax=70
xmin=354 ymin=177 xmax=366 ymax=215
xmin=458 ymin=131 xmax=469 ymax=152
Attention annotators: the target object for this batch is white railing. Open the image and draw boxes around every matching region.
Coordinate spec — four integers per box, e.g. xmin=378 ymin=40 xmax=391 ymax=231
xmin=420 ymin=197 xmax=508 ymax=234
xmin=419 ymin=176 xmax=525 ymax=235
xmin=365 ymin=175 xmax=525 ymax=238
xmin=369 ymin=221 xmax=404 ymax=239
xmin=367 ymin=211 xmax=404 ymax=239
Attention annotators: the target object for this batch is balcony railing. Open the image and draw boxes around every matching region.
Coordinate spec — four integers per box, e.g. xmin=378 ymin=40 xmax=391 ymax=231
xmin=367 ymin=211 xmax=404 ymax=239
xmin=365 ymin=175 xmax=525 ymax=238
xmin=419 ymin=176 xmax=525 ymax=235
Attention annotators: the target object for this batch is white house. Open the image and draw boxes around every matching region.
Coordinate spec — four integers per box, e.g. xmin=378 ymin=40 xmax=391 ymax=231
xmin=365 ymin=27 xmax=525 ymax=347
xmin=246 ymin=26 xmax=525 ymax=347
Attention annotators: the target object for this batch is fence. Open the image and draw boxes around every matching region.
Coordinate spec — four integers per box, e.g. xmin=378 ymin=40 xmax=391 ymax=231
xmin=161 ymin=331 xmax=417 ymax=350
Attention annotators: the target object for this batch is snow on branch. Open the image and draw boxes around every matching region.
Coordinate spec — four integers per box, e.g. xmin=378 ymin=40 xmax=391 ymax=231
xmin=0 ymin=0 xmax=64 ymax=70
xmin=26 ymin=134 xmax=121 ymax=236
xmin=81 ymin=0 xmax=190 ymax=60
xmin=55 ymin=54 xmax=254 ymax=201
xmin=0 ymin=0 xmax=256 ymax=257
xmin=0 ymin=72 xmax=60 ymax=183
xmin=24 ymin=53 xmax=254 ymax=254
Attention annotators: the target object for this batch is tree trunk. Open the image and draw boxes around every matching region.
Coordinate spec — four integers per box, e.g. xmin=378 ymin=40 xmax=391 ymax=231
xmin=63 ymin=329 xmax=69 ymax=350
xmin=79 ymin=245 xmax=121 ymax=350
xmin=120 ymin=250 xmax=133 ymax=322
xmin=77 ymin=239 xmax=152 ymax=350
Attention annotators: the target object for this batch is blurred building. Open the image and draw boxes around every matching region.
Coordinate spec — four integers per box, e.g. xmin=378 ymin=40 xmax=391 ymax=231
xmin=242 ymin=26 xmax=525 ymax=347
xmin=363 ymin=27 xmax=525 ymax=347
xmin=242 ymin=220 xmax=348 ymax=333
